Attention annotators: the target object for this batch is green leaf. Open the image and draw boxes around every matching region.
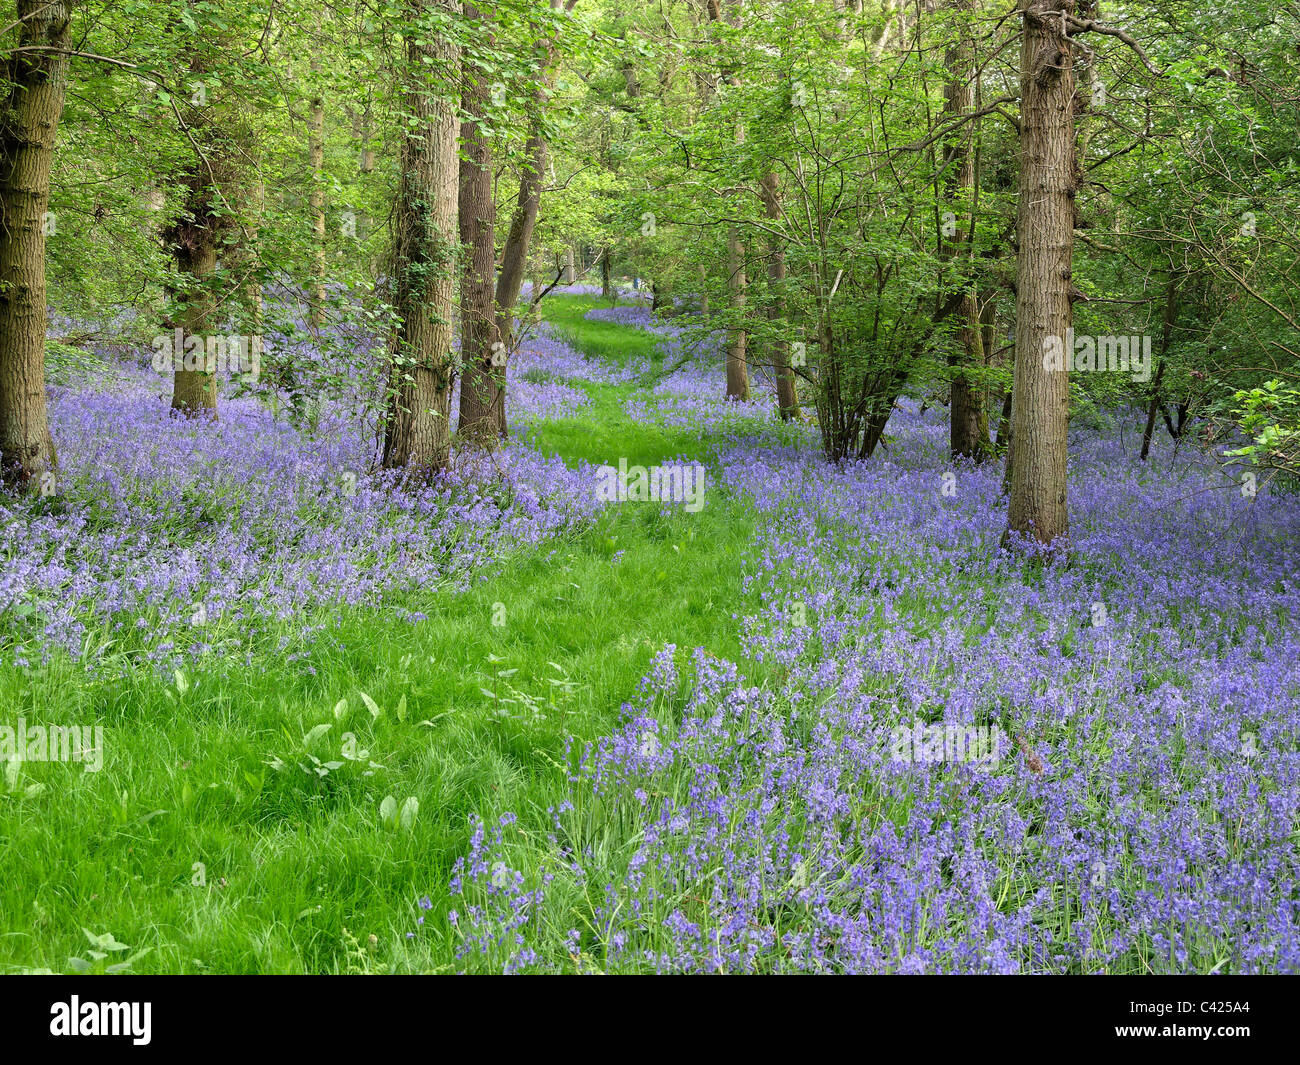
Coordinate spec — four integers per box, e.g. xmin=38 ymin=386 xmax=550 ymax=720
xmin=359 ymin=691 xmax=382 ymax=719
xmin=106 ymin=948 xmax=152 ymax=974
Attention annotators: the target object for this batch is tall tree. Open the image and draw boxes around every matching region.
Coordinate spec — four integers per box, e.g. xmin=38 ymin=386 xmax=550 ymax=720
xmin=761 ymin=169 xmax=797 ymax=420
xmin=1003 ymin=0 xmax=1075 ymax=547
xmin=307 ymin=56 xmax=326 ymax=331
xmin=707 ymin=0 xmax=748 ymax=401
xmin=489 ymin=0 xmax=581 ymax=438
xmin=457 ymin=0 xmax=503 ymax=439
xmin=162 ymin=41 xmax=235 ymax=419
xmin=941 ymin=0 xmax=991 ymax=461
xmin=381 ymin=0 xmax=461 ymax=475
xmin=0 ymin=0 xmax=71 ymax=490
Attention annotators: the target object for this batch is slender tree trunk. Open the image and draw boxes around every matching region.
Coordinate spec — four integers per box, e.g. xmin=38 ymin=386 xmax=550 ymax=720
xmin=1140 ymin=276 xmax=1178 ymax=460
xmin=1139 ymin=360 xmax=1165 ymax=461
xmin=457 ymin=1 xmax=503 ymax=441
xmin=245 ymin=179 xmax=265 ymax=334
xmin=360 ymin=99 xmax=375 ymax=174
xmin=761 ymin=171 xmax=797 ymax=420
xmin=942 ymin=0 xmax=990 ymax=461
xmin=491 ymin=0 xmax=580 ymax=436
xmin=708 ymin=0 xmax=748 ymax=401
xmin=163 ymin=46 xmax=232 ymax=419
xmin=950 ymin=296 xmax=990 ymax=456
xmin=0 ymin=0 xmax=71 ymax=491
xmin=490 ymin=127 xmax=545 ymax=437
xmin=381 ymin=0 xmax=461 ymax=476
xmin=724 ymin=222 xmax=749 ymax=400
xmin=308 ymin=59 xmax=326 ymax=331
xmin=495 ymin=142 xmax=544 ymax=325
xmin=996 ymin=384 xmax=1013 ymax=435
xmin=1003 ymin=0 xmax=1075 ymax=549
xmin=987 ymin=293 xmax=1012 ymax=452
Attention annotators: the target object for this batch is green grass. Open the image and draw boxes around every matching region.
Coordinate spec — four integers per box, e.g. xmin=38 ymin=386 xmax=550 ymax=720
xmin=518 ymin=293 xmax=701 ymax=467
xmin=535 ymin=293 xmax=664 ymax=370
xmin=522 ymin=380 xmax=690 ymax=468
xmin=0 ymin=296 xmax=761 ymax=974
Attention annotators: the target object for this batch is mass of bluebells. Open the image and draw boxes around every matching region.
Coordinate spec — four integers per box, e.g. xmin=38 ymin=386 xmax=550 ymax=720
xmin=18 ymin=290 xmax=1300 ymax=974
xmin=513 ymin=323 xmax=649 ymax=387
xmin=437 ymin=324 xmax=1300 ymax=974
xmin=2 ymin=312 xmax=612 ymax=673
xmin=581 ymin=304 xmax=781 ymax=435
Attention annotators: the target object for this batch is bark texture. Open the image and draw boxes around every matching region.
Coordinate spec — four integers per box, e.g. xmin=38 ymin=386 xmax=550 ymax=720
xmin=488 ymin=0 xmax=580 ymax=436
xmin=308 ymin=59 xmax=326 ymax=330
xmin=942 ymin=0 xmax=991 ymax=461
xmin=761 ymin=170 xmax=797 ymax=420
xmin=1003 ymin=0 xmax=1076 ymax=548
xmin=381 ymin=0 xmax=461 ymax=476
xmin=162 ymin=45 xmax=234 ymax=419
xmin=0 ymin=0 xmax=71 ymax=490
xmin=708 ymin=0 xmax=749 ymax=401
xmin=457 ymin=1 xmax=504 ymax=440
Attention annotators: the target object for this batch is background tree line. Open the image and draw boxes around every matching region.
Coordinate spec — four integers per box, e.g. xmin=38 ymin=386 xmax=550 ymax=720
xmin=2 ymin=0 xmax=1297 ymax=550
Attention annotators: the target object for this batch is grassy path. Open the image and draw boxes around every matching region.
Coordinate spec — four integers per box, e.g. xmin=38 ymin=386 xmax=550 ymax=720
xmin=0 ymin=296 xmax=763 ymax=973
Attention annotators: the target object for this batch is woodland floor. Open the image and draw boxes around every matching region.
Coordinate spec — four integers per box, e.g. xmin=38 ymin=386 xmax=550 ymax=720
xmin=2 ymin=294 xmax=1297 ymax=974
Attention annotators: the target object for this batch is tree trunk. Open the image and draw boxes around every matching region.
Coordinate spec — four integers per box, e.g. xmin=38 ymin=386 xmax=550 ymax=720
xmin=942 ymin=0 xmax=990 ymax=461
xmin=381 ymin=0 xmax=460 ymax=476
xmin=1138 ymin=362 xmax=1164 ymax=460
xmin=1003 ymin=0 xmax=1075 ymax=549
xmin=724 ymin=223 xmax=749 ymax=400
xmin=308 ymin=59 xmax=326 ymax=331
xmin=162 ymin=45 xmax=232 ymax=419
xmin=457 ymin=1 xmax=504 ymax=441
xmin=950 ymin=295 xmax=990 ymax=458
xmin=245 ymin=179 xmax=265 ymax=334
xmin=1140 ymin=276 xmax=1178 ymax=460
xmin=168 ymin=230 xmax=219 ymax=415
xmin=0 ymin=0 xmax=71 ymax=491
xmin=360 ymin=100 xmax=375 ymax=174
xmin=491 ymin=0 xmax=579 ymax=436
xmin=761 ymin=171 xmax=797 ymax=420
xmin=708 ymin=0 xmax=749 ymax=402
xmin=496 ymin=131 xmax=545 ymax=329
xmin=995 ymin=387 xmax=1013 ymax=447
xmin=490 ymin=128 xmax=545 ymax=438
